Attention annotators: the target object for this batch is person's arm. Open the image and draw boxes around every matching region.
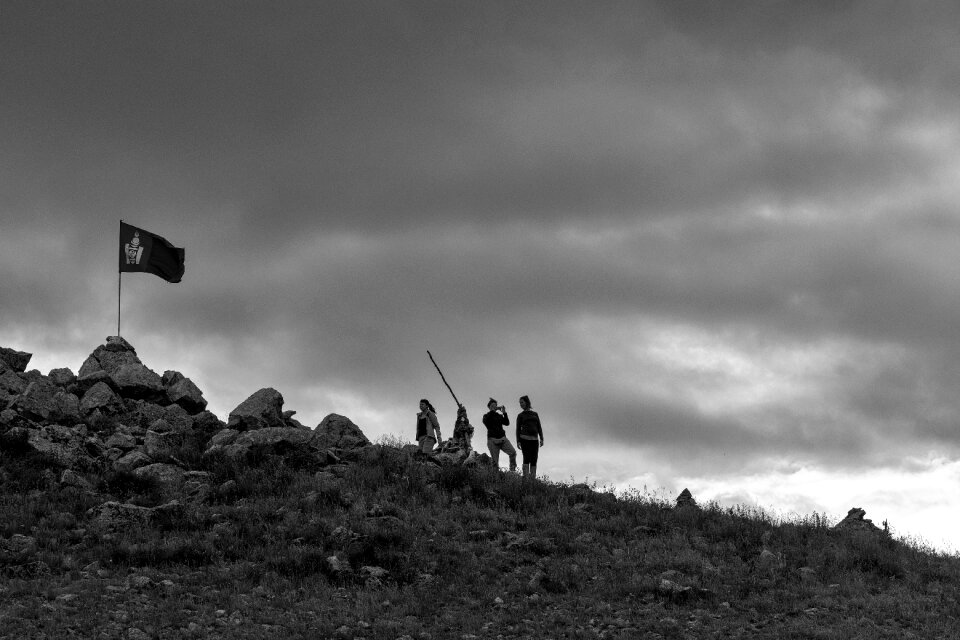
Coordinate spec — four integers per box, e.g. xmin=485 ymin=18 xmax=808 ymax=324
xmin=536 ymin=413 xmax=544 ymax=446
xmin=501 ymin=410 xmax=510 ymax=426
xmin=429 ymin=411 xmax=441 ymax=441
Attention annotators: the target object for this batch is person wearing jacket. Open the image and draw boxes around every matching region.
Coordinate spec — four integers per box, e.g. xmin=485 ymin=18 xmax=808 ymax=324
xmin=482 ymin=398 xmax=517 ymax=471
xmin=516 ymin=395 xmax=543 ymax=478
xmin=416 ymin=399 xmax=441 ymax=454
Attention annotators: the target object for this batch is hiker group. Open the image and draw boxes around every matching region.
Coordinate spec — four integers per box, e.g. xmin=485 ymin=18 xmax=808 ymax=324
xmin=415 ymin=395 xmax=545 ymax=479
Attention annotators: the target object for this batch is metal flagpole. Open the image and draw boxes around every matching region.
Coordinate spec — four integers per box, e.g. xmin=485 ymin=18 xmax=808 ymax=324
xmin=118 ymin=220 xmax=122 ymax=337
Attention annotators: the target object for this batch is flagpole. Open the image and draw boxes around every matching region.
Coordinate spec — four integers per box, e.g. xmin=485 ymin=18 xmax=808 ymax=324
xmin=118 ymin=220 xmax=122 ymax=337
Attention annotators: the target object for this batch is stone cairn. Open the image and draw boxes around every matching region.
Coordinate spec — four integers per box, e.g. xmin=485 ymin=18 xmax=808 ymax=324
xmin=675 ymin=488 xmax=698 ymax=509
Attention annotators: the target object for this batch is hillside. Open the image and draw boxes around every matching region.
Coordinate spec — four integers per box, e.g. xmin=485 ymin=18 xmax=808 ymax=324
xmin=2 ymin=338 xmax=960 ymax=639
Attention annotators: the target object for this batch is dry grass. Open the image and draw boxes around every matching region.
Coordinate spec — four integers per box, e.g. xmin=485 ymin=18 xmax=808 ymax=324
xmin=1 ymin=442 xmax=959 ymax=639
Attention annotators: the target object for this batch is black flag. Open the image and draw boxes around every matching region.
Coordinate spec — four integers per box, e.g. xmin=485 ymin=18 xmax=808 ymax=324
xmin=119 ymin=222 xmax=185 ymax=283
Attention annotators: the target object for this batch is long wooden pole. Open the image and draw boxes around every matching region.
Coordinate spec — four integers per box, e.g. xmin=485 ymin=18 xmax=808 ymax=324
xmin=427 ymin=350 xmax=461 ymax=407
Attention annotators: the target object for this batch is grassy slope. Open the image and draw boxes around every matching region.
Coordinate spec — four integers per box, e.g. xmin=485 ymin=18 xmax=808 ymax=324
xmin=1 ymin=443 xmax=960 ymax=640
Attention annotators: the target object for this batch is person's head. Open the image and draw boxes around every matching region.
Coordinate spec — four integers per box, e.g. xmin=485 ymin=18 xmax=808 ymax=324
xmin=420 ymin=398 xmax=434 ymax=413
xmin=487 ymin=398 xmax=498 ymax=411
xmin=519 ymin=395 xmax=531 ymax=410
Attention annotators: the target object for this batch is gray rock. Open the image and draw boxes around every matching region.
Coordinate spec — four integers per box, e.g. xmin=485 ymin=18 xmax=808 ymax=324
xmin=205 ymin=426 xmax=314 ymax=461
xmin=0 ymin=368 xmax=27 ymax=398
xmin=833 ymin=507 xmax=885 ymax=533
xmin=87 ymin=501 xmax=153 ymax=532
xmin=326 ymin=556 xmax=349 ymax=575
xmin=0 ymin=347 xmax=32 ymax=373
xmin=2 ymin=534 xmax=38 ymax=556
xmin=48 ymin=368 xmax=77 ymax=387
xmin=165 ymin=376 xmax=207 ymax=414
xmin=114 ymin=450 xmax=153 ymax=473
xmin=206 ymin=428 xmax=240 ymax=448
xmin=74 ymin=370 xmax=113 ymax=395
xmin=9 ymin=378 xmax=81 ymax=424
xmin=227 ymin=388 xmax=285 ymax=431
xmin=312 ymin=414 xmax=370 ymax=450
xmin=61 ymin=469 xmax=96 ymax=492
xmin=110 ymin=363 xmax=165 ymax=402
xmin=80 ymin=340 xmax=142 ymax=378
xmin=144 ymin=430 xmax=184 ymax=462
xmin=80 ymin=382 xmax=124 ymax=416
xmin=122 ymin=400 xmax=192 ymax=433
xmin=8 ymin=425 xmax=96 ymax=469
xmin=133 ymin=463 xmax=185 ymax=490
xmin=104 ymin=432 xmax=137 ymax=450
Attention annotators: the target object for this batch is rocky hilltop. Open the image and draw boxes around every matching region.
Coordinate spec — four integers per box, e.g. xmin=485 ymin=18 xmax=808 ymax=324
xmin=0 ymin=337 xmax=380 ymax=490
xmin=1 ymin=339 xmax=958 ymax=639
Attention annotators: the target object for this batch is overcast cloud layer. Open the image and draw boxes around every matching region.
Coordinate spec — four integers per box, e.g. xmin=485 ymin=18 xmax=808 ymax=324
xmin=4 ymin=2 xmax=960 ymax=549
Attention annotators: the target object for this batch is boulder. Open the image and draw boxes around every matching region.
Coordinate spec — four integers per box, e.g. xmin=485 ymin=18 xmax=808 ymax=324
xmin=110 ymin=363 xmax=165 ymax=402
xmin=312 ymin=414 xmax=370 ymax=450
xmin=74 ymin=370 xmax=114 ymax=395
xmin=0 ymin=368 xmax=27 ymax=399
xmin=833 ymin=507 xmax=885 ymax=534
xmin=144 ymin=429 xmax=185 ymax=462
xmin=0 ymin=347 xmax=32 ymax=373
xmin=227 ymin=388 xmax=285 ymax=431
xmin=48 ymin=368 xmax=77 ymax=387
xmin=205 ymin=427 xmax=314 ymax=462
xmin=60 ymin=469 xmax=96 ymax=493
xmin=8 ymin=378 xmax=81 ymax=424
xmin=79 ymin=382 xmax=124 ymax=416
xmin=87 ymin=501 xmax=154 ymax=533
xmin=164 ymin=374 xmax=208 ymax=414
xmin=7 ymin=424 xmax=96 ymax=469
xmin=78 ymin=339 xmax=142 ymax=378
xmin=104 ymin=432 xmax=138 ymax=450
xmin=133 ymin=463 xmax=185 ymax=491
xmin=114 ymin=450 xmax=153 ymax=473
xmin=122 ymin=400 xmax=192 ymax=434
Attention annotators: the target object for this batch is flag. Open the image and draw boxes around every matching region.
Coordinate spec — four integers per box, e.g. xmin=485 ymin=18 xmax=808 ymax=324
xmin=119 ymin=222 xmax=185 ymax=283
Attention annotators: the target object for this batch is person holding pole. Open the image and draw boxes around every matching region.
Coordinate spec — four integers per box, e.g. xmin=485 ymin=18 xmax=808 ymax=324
xmin=416 ymin=399 xmax=441 ymax=454
xmin=516 ymin=395 xmax=544 ymax=479
xmin=483 ymin=398 xmax=517 ymax=472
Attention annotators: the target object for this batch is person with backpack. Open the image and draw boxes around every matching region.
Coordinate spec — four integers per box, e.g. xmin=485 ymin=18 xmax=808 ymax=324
xmin=416 ymin=399 xmax=441 ymax=454
xmin=482 ymin=398 xmax=516 ymax=471
xmin=516 ymin=395 xmax=544 ymax=478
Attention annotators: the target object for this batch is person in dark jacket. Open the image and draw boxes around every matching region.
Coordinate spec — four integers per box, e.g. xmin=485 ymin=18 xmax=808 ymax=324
xmin=416 ymin=399 xmax=441 ymax=454
xmin=516 ymin=395 xmax=543 ymax=478
xmin=482 ymin=398 xmax=516 ymax=471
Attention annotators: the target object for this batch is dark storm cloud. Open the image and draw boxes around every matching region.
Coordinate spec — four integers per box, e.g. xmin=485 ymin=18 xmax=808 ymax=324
xmin=4 ymin=1 xmax=960 ymax=487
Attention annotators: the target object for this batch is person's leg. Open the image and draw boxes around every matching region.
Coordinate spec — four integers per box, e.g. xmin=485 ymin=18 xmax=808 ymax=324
xmin=488 ymin=438 xmax=501 ymax=467
xmin=529 ymin=441 xmax=539 ymax=478
xmin=502 ymin=439 xmax=518 ymax=471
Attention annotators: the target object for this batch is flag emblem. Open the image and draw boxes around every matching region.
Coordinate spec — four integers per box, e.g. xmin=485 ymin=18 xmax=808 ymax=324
xmin=124 ymin=232 xmax=144 ymax=265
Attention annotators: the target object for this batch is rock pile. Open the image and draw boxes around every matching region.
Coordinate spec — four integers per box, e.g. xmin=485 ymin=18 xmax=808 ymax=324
xmin=675 ymin=488 xmax=697 ymax=509
xmin=0 ymin=337 xmax=489 ymax=499
xmin=833 ymin=508 xmax=886 ymax=534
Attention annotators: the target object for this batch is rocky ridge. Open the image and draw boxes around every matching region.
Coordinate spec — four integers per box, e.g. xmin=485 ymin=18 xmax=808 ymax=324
xmin=0 ymin=337 xmax=486 ymax=519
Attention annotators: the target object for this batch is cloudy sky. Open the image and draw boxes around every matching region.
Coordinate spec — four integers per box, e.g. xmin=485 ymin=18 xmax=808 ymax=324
xmin=4 ymin=2 xmax=960 ymax=550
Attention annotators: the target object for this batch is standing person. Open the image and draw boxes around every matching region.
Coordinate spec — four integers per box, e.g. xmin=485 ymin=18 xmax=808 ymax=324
xmin=482 ymin=398 xmax=517 ymax=471
xmin=416 ymin=399 xmax=441 ymax=454
xmin=452 ymin=404 xmax=474 ymax=454
xmin=516 ymin=395 xmax=544 ymax=479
